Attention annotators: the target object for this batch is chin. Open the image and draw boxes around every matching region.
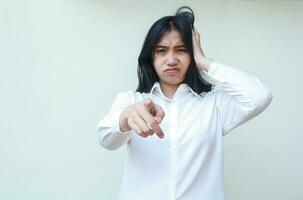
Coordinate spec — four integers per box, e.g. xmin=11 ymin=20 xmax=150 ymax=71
xmin=166 ymin=80 xmax=182 ymax=85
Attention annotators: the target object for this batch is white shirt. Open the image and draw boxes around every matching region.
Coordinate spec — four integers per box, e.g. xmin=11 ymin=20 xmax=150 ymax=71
xmin=97 ymin=61 xmax=273 ymax=200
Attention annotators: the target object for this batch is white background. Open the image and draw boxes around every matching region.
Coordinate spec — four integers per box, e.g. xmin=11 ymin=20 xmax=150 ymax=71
xmin=1 ymin=0 xmax=302 ymax=199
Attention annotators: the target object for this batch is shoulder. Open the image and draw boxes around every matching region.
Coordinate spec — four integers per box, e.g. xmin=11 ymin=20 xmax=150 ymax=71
xmin=114 ymin=90 xmax=146 ymax=105
xmin=198 ymin=87 xmax=227 ymax=105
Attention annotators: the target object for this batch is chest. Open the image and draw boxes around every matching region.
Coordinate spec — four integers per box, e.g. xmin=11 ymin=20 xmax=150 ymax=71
xmin=129 ymin=93 xmax=220 ymax=152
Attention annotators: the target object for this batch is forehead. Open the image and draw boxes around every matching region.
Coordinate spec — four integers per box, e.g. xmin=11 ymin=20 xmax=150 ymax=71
xmin=157 ymin=29 xmax=184 ymax=45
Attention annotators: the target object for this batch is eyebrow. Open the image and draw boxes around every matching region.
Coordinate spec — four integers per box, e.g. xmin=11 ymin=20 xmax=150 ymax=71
xmin=155 ymin=44 xmax=187 ymax=49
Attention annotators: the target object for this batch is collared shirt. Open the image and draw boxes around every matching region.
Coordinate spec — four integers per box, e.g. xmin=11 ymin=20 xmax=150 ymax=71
xmin=97 ymin=61 xmax=273 ymax=200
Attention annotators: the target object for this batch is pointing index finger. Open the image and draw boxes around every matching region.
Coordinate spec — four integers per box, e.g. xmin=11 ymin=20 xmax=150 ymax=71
xmin=149 ymin=120 xmax=164 ymax=139
xmin=140 ymin=109 xmax=165 ymax=139
xmin=153 ymin=104 xmax=165 ymax=124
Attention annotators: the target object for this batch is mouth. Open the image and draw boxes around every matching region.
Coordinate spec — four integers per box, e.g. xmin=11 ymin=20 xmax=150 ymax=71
xmin=164 ymin=68 xmax=180 ymax=74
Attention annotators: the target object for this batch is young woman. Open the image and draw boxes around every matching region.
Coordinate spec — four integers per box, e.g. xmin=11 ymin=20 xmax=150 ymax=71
xmin=97 ymin=6 xmax=273 ymax=200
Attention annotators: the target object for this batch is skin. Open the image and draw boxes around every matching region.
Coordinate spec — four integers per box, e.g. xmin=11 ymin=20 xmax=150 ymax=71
xmin=153 ymin=28 xmax=191 ymax=99
xmin=119 ymin=26 xmax=214 ymax=139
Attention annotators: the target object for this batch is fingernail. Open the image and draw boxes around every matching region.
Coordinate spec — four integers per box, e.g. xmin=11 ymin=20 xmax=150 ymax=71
xmin=155 ymin=117 xmax=162 ymax=123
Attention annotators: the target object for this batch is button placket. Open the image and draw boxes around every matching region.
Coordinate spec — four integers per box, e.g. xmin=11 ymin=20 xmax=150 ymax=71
xmin=169 ymin=100 xmax=178 ymax=200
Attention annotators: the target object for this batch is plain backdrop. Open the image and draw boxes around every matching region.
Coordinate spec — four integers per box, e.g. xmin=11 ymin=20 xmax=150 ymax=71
xmin=1 ymin=0 xmax=302 ymax=199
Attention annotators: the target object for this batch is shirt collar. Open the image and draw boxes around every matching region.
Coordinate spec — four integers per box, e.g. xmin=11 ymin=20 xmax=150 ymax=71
xmin=150 ymin=81 xmax=198 ymax=100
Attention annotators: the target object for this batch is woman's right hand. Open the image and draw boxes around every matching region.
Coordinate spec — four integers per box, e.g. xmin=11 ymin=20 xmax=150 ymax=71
xmin=119 ymin=98 xmax=165 ymax=139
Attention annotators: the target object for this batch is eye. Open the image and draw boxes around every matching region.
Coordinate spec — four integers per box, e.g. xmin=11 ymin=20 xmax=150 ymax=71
xmin=155 ymin=49 xmax=165 ymax=53
xmin=178 ymin=48 xmax=188 ymax=52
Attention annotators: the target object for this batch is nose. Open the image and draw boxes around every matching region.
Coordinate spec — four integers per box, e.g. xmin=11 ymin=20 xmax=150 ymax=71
xmin=167 ymin=51 xmax=178 ymax=66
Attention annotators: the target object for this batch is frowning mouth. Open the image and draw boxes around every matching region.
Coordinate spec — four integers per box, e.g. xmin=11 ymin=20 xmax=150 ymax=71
xmin=164 ymin=68 xmax=180 ymax=74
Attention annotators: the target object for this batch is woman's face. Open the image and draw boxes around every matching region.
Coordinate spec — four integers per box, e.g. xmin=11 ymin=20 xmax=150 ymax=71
xmin=153 ymin=29 xmax=191 ymax=88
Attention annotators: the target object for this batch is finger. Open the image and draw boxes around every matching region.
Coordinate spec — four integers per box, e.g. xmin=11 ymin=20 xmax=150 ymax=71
xmin=192 ymin=28 xmax=198 ymax=41
xmin=192 ymin=26 xmax=196 ymax=32
xmin=133 ymin=114 xmax=154 ymax=136
xmin=192 ymin=27 xmax=200 ymax=37
xmin=193 ymin=26 xmax=198 ymax=33
xmin=139 ymin=108 xmax=164 ymax=139
xmin=142 ymin=98 xmax=165 ymax=138
xmin=129 ymin=120 xmax=148 ymax=138
xmin=144 ymin=99 xmax=165 ymax=123
xmin=143 ymin=98 xmax=154 ymax=111
xmin=153 ymin=104 xmax=165 ymax=124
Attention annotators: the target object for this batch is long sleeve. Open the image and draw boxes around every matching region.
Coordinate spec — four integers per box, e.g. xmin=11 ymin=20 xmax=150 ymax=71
xmin=200 ymin=61 xmax=274 ymax=136
xmin=97 ymin=91 xmax=133 ymax=150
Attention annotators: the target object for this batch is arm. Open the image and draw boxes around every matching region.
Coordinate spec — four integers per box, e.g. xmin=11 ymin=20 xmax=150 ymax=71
xmin=97 ymin=91 xmax=166 ymax=150
xmin=199 ymin=61 xmax=274 ymax=136
xmin=191 ymin=27 xmax=273 ymax=136
xmin=97 ymin=91 xmax=133 ymax=150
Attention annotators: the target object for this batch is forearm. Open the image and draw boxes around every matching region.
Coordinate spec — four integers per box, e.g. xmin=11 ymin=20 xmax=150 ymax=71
xmin=97 ymin=91 xmax=133 ymax=150
xmin=98 ymin=125 xmax=132 ymax=150
xmin=195 ymin=56 xmax=214 ymax=72
xmin=119 ymin=107 xmax=131 ymax=133
xmin=98 ymin=109 xmax=132 ymax=150
xmin=200 ymin=61 xmax=273 ymax=134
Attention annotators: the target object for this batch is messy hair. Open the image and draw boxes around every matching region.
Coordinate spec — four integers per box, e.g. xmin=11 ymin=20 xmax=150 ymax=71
xmin=136 ymin=6 xmax=212 ymax=94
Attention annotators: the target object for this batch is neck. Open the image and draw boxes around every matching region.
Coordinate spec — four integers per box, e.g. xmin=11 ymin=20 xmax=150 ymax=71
xmin=159 ymin=82 xmax=179 ymax=99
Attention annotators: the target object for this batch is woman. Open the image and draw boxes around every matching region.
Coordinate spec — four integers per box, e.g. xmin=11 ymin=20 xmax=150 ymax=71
xmin=97 ymin=6 xmax=273 ymax=200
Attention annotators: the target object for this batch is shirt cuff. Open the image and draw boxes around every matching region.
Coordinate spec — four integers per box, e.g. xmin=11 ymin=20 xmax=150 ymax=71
xmin=201 ymin=61 xmax=218 ymax=76
xmin=199 ymin=61 xmax=221 ymax=86
xmin=111 ymin=124 xmax=132 ymax=138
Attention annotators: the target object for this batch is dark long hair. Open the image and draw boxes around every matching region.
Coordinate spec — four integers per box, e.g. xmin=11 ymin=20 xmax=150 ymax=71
xmin=136 ymin=6 xmax=213 ymax=94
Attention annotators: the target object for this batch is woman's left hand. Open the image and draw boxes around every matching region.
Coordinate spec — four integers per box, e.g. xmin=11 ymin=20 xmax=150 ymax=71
xmin=192 ymin=27 xmax=213 ymax=71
